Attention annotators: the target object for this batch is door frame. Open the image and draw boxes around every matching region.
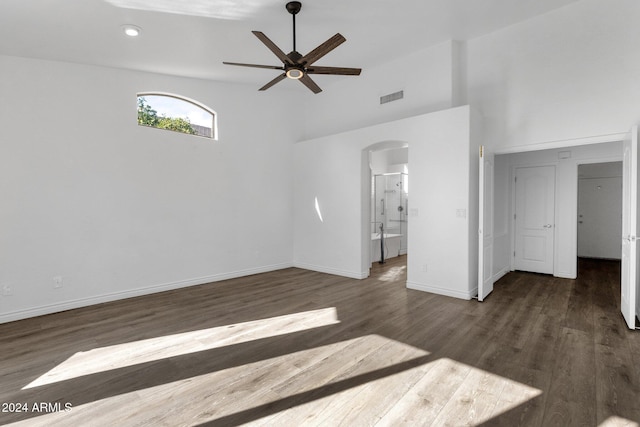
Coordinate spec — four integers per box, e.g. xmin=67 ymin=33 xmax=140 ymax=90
xmin=513 ymin=165 xmax=557 ymax=274
xmin=509 ymin=161 xmax=559 ymax=274
xmin=362 ymin=140 xmax=409 ymax=276
xmin=621 ymin=126 xmax=639 ymax=329
xmin=575 ymin=158 xmax=623 ymax=260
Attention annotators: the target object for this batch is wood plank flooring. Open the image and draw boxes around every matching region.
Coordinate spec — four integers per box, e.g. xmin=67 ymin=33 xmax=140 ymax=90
xmin=1 ymin=257 xmax=639 ymax=426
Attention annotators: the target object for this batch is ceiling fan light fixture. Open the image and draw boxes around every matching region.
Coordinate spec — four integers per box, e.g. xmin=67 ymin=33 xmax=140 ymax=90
xmin=286 ymin=68 xmax=304 ymax=79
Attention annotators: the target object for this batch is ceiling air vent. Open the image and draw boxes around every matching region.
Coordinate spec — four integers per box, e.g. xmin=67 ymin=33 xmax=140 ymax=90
xmin=380 ymin=90 xmax=404 ymax=105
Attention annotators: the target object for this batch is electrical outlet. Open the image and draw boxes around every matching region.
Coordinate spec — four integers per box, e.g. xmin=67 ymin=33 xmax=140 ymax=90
xmin=2 ymin=285 xmax=13 ymax=296
xmin=53 ymin=276 xmax=63 ymax=289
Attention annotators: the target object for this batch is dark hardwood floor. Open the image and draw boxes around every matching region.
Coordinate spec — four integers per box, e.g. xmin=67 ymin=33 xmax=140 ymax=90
xmin=1 ymin=256 xmax=639 ymax=426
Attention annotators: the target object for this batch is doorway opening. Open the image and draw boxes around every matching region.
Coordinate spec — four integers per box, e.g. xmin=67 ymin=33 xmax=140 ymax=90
xmin=372 ymin=172 xmax=408 ymax=264
xmin=364 ymin=141 xmax=408 ymax=273
xmin=485 ymin=142 xmax=623 ymax=302
xmin=577 ymin=162 xmax=622 ymax=262
xmin=490 ymin=142 xmax=622 ymax=281
xmin=487 ymin=140 xmax=638 ymax=328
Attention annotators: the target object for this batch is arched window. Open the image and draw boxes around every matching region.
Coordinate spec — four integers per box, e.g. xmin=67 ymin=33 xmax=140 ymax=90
xmin=137 ymin=93 xmax=217 ymax=139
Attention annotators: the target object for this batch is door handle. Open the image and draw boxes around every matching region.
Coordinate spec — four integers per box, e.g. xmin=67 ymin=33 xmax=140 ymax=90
xmin=543 ymin=224 xmax=553 ymax=228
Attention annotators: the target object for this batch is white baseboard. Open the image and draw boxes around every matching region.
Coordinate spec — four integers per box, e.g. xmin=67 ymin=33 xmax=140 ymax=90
xmin=554 ymin=272 xmax=577 ymax=279
xmin=405 ymin=281 xmax=474 ymax=300
xmin=0 ymin=262 xmax=293 ymax=324
xmin=292 ymin=262 xmax=368 ymax=279
xmin=492 ymin=267 xmax=509 ymax=283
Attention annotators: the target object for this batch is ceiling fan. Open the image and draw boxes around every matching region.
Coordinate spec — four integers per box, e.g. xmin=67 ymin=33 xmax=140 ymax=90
xmin=223 ymin=1 xmax=361 ymax=94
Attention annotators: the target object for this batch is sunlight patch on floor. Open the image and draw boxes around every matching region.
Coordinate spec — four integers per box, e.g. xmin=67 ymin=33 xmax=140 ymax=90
xmin=12 ymin=335 xmax=428 ymax=426
xmin=260 ymin=357 xmax=542 ymax=426
xmin=378 ymin=265 xmax=406 ymax=282
xmin=10 ymin=336 xmax=542 ymax=426
xmin=409 ymin=358 xmax=543 ymax=426
xmin=599 ymin=416 xmax=639 ymax=427
xmin=23 ymin=307 xmax=339 ymax=390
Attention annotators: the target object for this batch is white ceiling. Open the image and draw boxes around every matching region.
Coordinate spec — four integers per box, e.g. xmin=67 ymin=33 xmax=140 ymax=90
xmin=0 ymin=0 xmax=582 ymax=89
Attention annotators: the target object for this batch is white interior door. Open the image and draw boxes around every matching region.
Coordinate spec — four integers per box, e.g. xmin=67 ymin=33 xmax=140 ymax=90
xmin=478 ymin=146 xmax=494 ymax=301
xmin=621 ymin=126 xmax=638 ymax=329
xmin=514 ymin=166 xmax=555 ymax=274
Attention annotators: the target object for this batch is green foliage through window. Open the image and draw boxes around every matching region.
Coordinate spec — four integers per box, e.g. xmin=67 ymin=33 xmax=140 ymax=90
xmin=136 ymin=94 xmax=215 ymax=139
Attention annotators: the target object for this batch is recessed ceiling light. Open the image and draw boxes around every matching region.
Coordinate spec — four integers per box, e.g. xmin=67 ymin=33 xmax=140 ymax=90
xmin=121 ymin=25 xmax=142 ymax=37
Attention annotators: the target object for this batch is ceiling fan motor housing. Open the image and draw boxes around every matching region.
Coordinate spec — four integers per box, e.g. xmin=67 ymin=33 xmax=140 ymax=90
xmin=287 ymin=51 xmax=303 ymax=62
xmin=285 ymin=51 xmax=304 ymax=78
xmin=286 ymin=2 xmax=302 ymax=15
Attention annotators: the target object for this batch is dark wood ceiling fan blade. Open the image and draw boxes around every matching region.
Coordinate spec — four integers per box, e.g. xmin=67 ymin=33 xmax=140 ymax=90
xmin=259 ymin=73 xmax=287 ymax=91
xmin=252 ymin=31 xmax=294 ymax=65
xmin=306 ymin=66 xmax=361 ymax=75
xmin=300 ymin=33 xmax=346 ymax=66
xmin=223 ymin=62 xmax=284 ymax=70
xmin=299 ymin=74 xmax=322 ymax=94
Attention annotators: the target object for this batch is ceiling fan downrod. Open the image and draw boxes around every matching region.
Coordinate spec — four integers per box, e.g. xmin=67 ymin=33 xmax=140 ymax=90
xmin=286 ymin=1 xmax=302 ymax=53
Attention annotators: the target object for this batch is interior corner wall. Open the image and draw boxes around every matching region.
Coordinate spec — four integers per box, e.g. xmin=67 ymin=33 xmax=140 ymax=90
xmin=468 ymin=108 xmax=481 ymax=294
xmin=300 ymin=41 xmax=459 ymax=141
xmin=0 ymin=54 xmax=300 ymax=323
xmin=467 ymin=0 xmax=640 ymax=151
xmin=451 ymin=40 xmax=467 ymax=108
xmin=293 ymin=106 xmax=478 ymax=299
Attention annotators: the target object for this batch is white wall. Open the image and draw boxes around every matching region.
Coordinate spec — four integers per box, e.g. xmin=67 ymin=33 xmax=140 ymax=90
xmin=468 ymin=0 xmax=640 ymax=151
xmin=497 ymin=141 xmax=622 ymax=279
xmin=292 ymin=0 xmax=640 ymax=299
xmin=7 ymin=0 xmax=639 ymax=322
xmin=301 ymin=41 xmax=463 ymax=141
xmin=293 ymin=0 xmax=640 ymax=298
xmin=0 ymin=54 xmax=301 ymax=323
xmin=370 ymin=148 xmax=408 ymax=175
xmin=293 ymin=106 xmax=479 ymax=299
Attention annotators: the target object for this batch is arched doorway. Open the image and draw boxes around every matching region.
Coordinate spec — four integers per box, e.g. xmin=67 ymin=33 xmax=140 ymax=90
xmin=362 ymin=140 xmax=409 ymax=276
